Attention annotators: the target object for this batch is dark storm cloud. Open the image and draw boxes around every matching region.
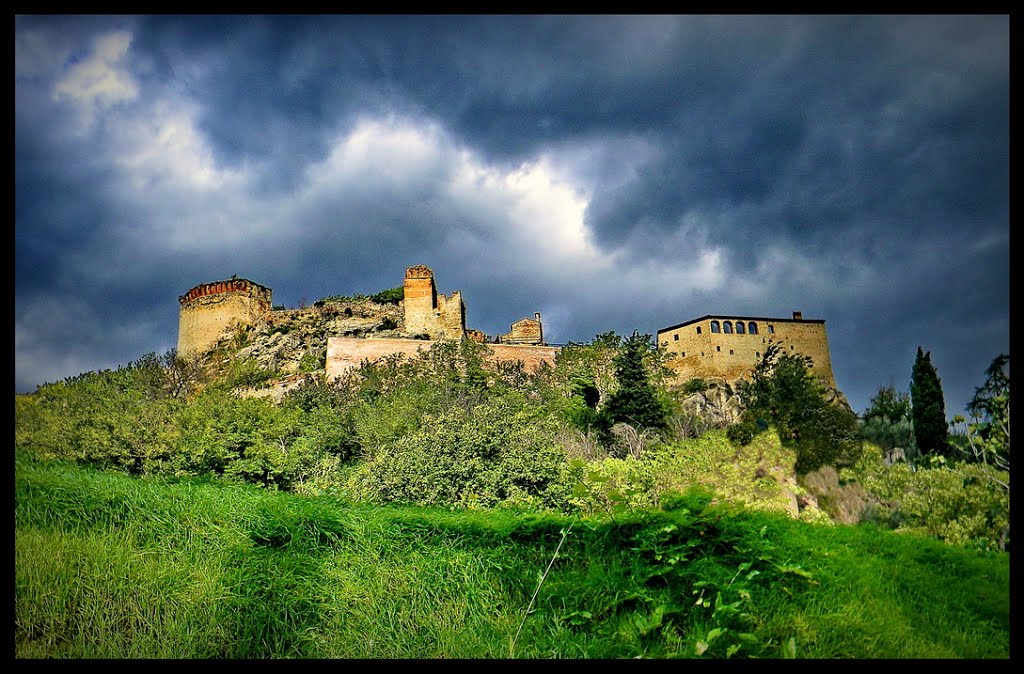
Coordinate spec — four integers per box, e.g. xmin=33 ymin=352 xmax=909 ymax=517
xmin=15 ymin=14 xmax=1009 ymax=419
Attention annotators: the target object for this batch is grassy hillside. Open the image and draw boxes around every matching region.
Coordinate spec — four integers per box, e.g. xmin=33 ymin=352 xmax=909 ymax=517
xmin=15 ymin=450 xmax=1010 ymax=659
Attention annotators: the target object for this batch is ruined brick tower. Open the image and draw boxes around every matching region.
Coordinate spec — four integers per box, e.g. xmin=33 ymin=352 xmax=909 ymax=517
xmin=177 ymin=277 xmax=272 ymax=357
xmin=402 ymin=265 xmax=466 ymax=340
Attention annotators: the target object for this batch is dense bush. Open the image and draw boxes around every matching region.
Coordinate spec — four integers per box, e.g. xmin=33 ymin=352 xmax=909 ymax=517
xmin=842 ymin=452 xmax=1009 ymax=551
xmin=344 ymin=391 xmax=569 ymax=509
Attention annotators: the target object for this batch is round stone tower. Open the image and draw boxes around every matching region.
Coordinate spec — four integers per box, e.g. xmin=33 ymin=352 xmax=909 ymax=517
xmin=176 ymin=277 xmax=272 ymax=357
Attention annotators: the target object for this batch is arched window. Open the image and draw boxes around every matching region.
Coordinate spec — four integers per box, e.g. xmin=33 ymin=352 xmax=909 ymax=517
xmin=723 ymin=321 xmax=733 ymax=334
xmin=748 ymin=322 xmax=758 ymax=334
xmin=710 ymin=321 xmax=720 ymax=333
xmin=736 ymin=321 xmax=745 ymax=334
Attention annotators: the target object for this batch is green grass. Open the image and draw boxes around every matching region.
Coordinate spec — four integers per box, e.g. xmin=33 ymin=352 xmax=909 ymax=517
xmin=15 ymin=450 xmax=1009 ymax=659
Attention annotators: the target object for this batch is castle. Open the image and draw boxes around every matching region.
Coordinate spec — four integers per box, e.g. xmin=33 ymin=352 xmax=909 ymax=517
xmin=177 ymin=267 xmax=838 ymax=392
xmin=656 ymin=312 xmax=836 ymax=389
xmin=177 ymin=266 xmax=561 ymax=379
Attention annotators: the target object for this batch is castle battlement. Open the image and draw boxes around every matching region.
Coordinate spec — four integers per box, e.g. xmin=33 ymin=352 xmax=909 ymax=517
xmin=176 ymin=277 xmax=273 ymax=357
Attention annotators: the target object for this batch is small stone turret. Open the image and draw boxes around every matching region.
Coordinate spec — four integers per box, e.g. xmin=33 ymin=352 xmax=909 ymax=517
xmin=177 ymin=278 xmax=272 ymax=357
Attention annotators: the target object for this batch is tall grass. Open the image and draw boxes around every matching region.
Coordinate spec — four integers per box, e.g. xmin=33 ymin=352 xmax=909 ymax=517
xmin=15 ymin=450 xmax=1009 ymax=659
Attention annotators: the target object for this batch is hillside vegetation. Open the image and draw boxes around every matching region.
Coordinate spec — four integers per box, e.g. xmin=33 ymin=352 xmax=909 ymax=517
xmin=15 ymin=451 xmax=1010 ymax=658
xmin=14 ymin=323 xmax=1011 ymax=658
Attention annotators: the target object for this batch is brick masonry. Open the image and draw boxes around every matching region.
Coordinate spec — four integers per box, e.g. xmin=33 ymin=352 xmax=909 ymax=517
xmin=326 ymin=337 xmax=560 ymax=380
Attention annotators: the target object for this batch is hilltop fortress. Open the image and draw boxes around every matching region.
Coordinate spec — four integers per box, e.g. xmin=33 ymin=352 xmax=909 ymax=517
xmin=177 ymin=266 xmax=560 ymax=379
xmin=177 ymin=266 xmax=839 ymax=392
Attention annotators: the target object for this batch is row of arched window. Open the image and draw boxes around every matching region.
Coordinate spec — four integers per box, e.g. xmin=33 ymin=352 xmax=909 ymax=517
xmin=710 ymin=320 xmax=761 ymax=335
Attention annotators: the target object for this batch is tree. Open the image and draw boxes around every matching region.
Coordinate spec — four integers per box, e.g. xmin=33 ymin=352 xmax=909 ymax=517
xmin=734 ymin=342 xmax=861 ymax=473
xmin=910 ymin=347 xmax=949 ymax=458
xmin=860 ymin=384 xmax=917 ymax=459
xmin=951 ymin=353 xmax=1009 ymax=470
xmin=597 ymin=331 xmax=668 ymax=436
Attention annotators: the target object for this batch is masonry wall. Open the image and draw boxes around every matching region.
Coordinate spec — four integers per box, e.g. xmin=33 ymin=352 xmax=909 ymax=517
xmin=326 ymin=337 xmax=560 ymax=380
xmin=177 ymin=279 xmax=272 ymax=357
xmin=657 ymin=315 xmax=836 ymax=389
xmin=500 ymin=316 xmax=543 ymax=344
xmin=402 ymin=265 xmax=465 ymax=339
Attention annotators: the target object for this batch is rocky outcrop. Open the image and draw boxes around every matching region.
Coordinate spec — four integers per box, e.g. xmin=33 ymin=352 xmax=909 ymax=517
xmin=201 ymin=297 xmax=404 ymax=387
xmin=677 ymin=378 xmax=743 ymax=425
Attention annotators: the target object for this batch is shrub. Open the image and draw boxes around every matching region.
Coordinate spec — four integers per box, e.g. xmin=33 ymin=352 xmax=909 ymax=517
xmin=224 ymin=357 xmax=278 ymax=389
xmin=344 ymin=392 xmax=568 ymax=509
xmin=681 ymin=378 xmax=709 ymax=395
xmin=370 ymin=287 xmax=404 ymax=305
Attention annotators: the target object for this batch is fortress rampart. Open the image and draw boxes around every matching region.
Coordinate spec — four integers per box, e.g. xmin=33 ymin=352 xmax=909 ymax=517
xmin=326 ymin=337 xmax=559 ymax=380
xmin=657 ymin=312 xmax=836 ymax=389
xmin=177 ymin=278 xmax=272 ymax=357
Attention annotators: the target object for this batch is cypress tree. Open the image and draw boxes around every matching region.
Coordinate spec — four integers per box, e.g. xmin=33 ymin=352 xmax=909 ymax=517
xmin=910 ymin=347 xmax=949 ymax=457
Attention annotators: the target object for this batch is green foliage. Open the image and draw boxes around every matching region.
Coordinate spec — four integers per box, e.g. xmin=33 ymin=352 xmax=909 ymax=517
xmin=951 ymin=354 xmax=1010 ymax=468
xmin=224 ymin=357 xmax=278 ymax=389
xmin=910 ymin=347 xmax=949 ymax=457
xmin=859 ymin=416 xmax=917 ymax=460
xmin=345 ymin=391 xmax=569 ymax=510
xmin=369 ymin=286 xmax=405 ymax=304
xmin=14 ymin=352 xmax=185 ymax=473
xmin=176 ymin=390 xmax=311 ymax=488
xmin=845 ymin=458 xmax=1009 ymax=551
xmin=863 ymin=385 xmax=912 ymax=425
xmin=316 ymin=286 xmax=403 ymax=306
xmin=734 ymin=343 xmax=861 ymax=474
xmin=681 ymin=378 xmax=709 ymax=395
xmin=567 ymin=429 xmax=800 ymax=519
xmin=597 ymin=331 xmax=668 ymax=437
xmin=726 ymin=418 xmax=762 ymax=447
xmin=860 ymin=384 xmax=916 ymax=459
xmin=298 ymin=349 xmax=324 ymax=373
xmin=15 ymin=451 xmax=1011 ymax=658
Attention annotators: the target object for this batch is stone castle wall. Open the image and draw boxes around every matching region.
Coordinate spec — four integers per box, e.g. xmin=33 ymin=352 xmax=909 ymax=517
xmin=326 ymin=337 xmax=560 ymax=379
xmin=177 ymin=279 xmax=272 ymax=357
xmin=657 ymin=312 xmax=836 ymax=389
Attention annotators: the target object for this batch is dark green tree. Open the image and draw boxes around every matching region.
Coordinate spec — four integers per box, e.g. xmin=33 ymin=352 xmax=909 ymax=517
xmin=910 ymin=347 xmax=949 ymax=457
xmin=597 ymin=331 xmax=668 ymax=435
xmin=733 ymin=342 xmax=861 ymax=473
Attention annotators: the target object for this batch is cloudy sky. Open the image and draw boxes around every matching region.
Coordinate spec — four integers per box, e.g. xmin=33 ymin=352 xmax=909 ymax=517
xmin=15 ymin=14 xmax=1009 ymax=419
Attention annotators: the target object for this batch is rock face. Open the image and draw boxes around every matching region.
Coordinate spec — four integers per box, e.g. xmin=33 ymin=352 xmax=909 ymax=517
xmin=677 ymin=378 xmax=744 ymax=425
xmin=201 ymin=297 xmax=403 ymax=384
xmin=677 ymin=377 xmax=852 ymax=425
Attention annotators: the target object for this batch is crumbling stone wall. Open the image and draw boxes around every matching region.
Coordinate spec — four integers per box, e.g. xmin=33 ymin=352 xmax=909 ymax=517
xmin=657 ymin=312 xmax=837 ymax=389
xmin=177 ymin=278 xmax=272 ymax=357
